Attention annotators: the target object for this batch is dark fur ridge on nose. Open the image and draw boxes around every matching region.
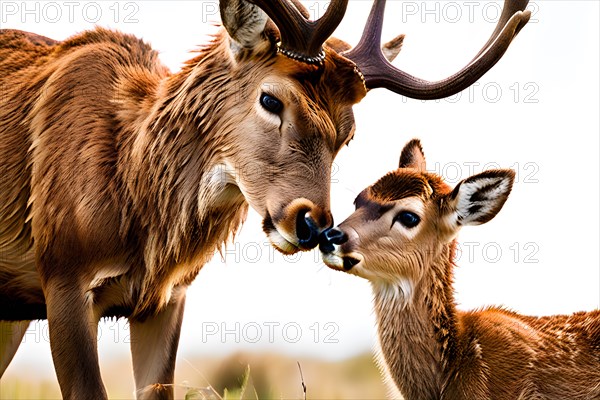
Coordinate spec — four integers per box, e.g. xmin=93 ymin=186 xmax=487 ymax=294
xmin=319 ymin=227 xmax=348 ymax=253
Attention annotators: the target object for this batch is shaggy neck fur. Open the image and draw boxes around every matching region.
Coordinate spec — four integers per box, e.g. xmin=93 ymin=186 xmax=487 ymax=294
xmin=115 ymin=33 xmax=251 ymax=316
xmin=371 ymin=242 xmax=459 ymax=400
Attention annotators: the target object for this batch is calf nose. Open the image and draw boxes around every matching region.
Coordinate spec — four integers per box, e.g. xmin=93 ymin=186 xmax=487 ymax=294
xmin=324 ymin=228 xmax=348 ymax=245
xmin=319 ymin=227 xmax=348 ymax=253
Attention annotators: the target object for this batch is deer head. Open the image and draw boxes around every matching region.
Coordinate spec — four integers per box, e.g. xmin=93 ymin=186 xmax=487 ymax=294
xmin=320 ymin=139 xmax=515 ymax=285
xmin=221 ymin=0 xmax=530 ymax=253
xmin=318 ymin=144 xmax=600 ymax=400
xmin=216 ymin=0 xmax=529 ymax=254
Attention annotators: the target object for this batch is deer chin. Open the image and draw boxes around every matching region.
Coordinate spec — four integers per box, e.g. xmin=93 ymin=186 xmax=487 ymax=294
xmin=262 ymin=213 xmax=301 ymax=255
xmin=320 ymin=246 xmax=363 ymax=272
xmin=321 ymin=252 xmax=344 ymax=271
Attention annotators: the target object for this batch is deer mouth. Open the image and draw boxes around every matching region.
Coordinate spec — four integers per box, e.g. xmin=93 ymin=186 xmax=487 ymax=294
xmin=321 ymin=252 xmax=344 ymax=270
xmin=262 ymin=213 xmax=301 ymax=254
xmin=319 ymin=246 xmax=362 ymax=272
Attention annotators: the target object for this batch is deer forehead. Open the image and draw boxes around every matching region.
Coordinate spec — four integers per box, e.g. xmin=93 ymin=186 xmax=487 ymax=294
xmin=268 ymin=48 xmax=367 ymax=104
xmin=353 ymin=193 xmax=426 ymax=222
xmin=366 ymin=170 xmax=450 ymax=204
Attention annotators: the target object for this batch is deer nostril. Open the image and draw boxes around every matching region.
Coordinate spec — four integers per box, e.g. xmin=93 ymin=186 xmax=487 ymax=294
xmin=296 ymin=212 xmax=311 ymax=241
xmin=319 ymin=227 xmax=348 ymax=253
xmin=324 ymin=228 xmax=348 ymax=245
xmin=296 ymin=213 xmax=319 ymax=249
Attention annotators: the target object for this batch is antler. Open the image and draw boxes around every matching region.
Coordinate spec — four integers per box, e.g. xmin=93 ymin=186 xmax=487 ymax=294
xmin=248 ymin=0 xmax=349 ymax=64
xmin=343 ymin=0 xmax=531 ymax=99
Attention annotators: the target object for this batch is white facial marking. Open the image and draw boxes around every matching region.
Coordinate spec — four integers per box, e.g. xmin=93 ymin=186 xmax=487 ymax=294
xmin=255 ymin=101 xmax=281 ymax=125
xmin=321 ymin=251 xmax=344 ymax=270
xmin=266 ymin=228 xmax=297 ymax=253
xmin=255 ymin=85 xmax=283 ymax=126
xmin=390 ymin=197 xmax=426 ymax=240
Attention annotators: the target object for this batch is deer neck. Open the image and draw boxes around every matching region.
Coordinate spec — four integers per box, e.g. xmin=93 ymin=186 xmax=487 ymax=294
xmin=114 ymin=35 xmax=248 ymax=305
xmin=371 ymin=242 xmax=459 ymax=400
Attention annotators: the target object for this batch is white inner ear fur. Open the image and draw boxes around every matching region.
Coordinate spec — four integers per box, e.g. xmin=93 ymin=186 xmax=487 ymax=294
xmin=236 ymin=8 xmax=267 ymax=47
xmin=452 ymin=176 xmax=511 ymax=226
xmin=223 ymin=2 xmax=268 ymax=50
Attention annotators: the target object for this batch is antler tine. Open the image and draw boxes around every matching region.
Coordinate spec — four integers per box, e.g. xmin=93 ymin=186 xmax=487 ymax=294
xmin=311 ymin=0 xmax=349 ymax=51
xmin=471 ymin=0 xmax=530 ymax=62
xmin=343 ymin=0 xmax=387 ymax=65
xmin=248 ymin=0 xmax=349 ymax=64
xmin=344 ymin=0 xmax=531 ymax=100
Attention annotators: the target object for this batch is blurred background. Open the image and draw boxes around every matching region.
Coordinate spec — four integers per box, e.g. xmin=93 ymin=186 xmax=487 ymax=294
xmin=1 ymin=1 xmax=598 ymax=399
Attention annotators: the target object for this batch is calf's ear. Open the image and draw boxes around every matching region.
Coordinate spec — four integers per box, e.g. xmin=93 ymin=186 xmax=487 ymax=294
xmin=398 ymin=139 xmax=426 ymax=172
xmin=446 ymin=169 xmax=515 ymax=227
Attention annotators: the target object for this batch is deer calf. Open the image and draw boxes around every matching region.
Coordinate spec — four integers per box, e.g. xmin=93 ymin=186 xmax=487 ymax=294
xmin=320 ymin=140 xmax=600 ymax=400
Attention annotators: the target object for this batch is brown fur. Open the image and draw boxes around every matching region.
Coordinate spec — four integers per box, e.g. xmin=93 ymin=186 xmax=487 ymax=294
xmin=322 ymin=140 xmax=600 ymax=399
xmin=0 ymin=0 xmax=530 ymax=395
xmin=0 ymin=20 xmax=365 ymax=398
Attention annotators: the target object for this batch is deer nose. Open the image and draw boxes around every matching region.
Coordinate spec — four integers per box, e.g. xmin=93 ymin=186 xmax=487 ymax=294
xmin=324 ymin=228 xmax=348 ymax=245
xmin=296 ymin=213 xmax=320 ymax=250
xmin=319 ymin=227 xmax=348 ymax=253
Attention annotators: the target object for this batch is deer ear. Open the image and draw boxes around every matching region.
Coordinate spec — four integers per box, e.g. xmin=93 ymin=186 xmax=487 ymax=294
xmin=382 ymin=34 xmax=404 ymax=63
xmin=326 ymin=37 xmax=352 ymax=53
xmin=220 ymin=0 xmax=269 ymax=50
xmin=447 ymin=169 xmax=515 ymax=226
xmin=399 ymin=139 xmax=426 ymax=171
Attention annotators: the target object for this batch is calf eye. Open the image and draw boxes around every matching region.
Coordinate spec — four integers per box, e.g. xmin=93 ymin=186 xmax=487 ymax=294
xmin=260 ymin=93 xmax=283 ymax=114
xmin=394 ymin=211 xmax=421 ymax=229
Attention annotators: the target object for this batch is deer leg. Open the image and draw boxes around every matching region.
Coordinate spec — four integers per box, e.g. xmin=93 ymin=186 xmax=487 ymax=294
xmin=44 ymin=280 xmax=107 ymax=400
xmin=0 ymin=320 xmax=30 ymax=376
xmin=130 ymin=286 xmax=187 ymax=400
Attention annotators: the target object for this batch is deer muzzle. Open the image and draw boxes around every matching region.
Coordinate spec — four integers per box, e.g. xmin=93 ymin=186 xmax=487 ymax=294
xmin=319 ymin=227 xmax=362 ymax=271
xmin=263 ymin=198 xmax=333 ymax=254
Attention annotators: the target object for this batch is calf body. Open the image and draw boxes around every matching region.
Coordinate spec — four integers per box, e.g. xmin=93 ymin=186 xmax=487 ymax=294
xmin=321 ymin=140 xmax=600 ymax=399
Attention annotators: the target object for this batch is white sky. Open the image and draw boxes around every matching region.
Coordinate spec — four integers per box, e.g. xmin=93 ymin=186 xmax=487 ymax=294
xmin=1 ymin=0 xmax=599 ymax=384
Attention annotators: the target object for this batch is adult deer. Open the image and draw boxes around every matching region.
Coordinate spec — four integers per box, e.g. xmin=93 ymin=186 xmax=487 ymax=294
xmin=0 ymin=0 xmax=531 ymax=398
xmin=320 ymin=140 xmax=600 ymax=400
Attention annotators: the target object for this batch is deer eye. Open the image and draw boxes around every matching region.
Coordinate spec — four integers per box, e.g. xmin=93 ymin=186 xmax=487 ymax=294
xmin=394 ymin=211 xmax=420 ymax=229
xmin=260 ymin=93 xmax=283 ymax=114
